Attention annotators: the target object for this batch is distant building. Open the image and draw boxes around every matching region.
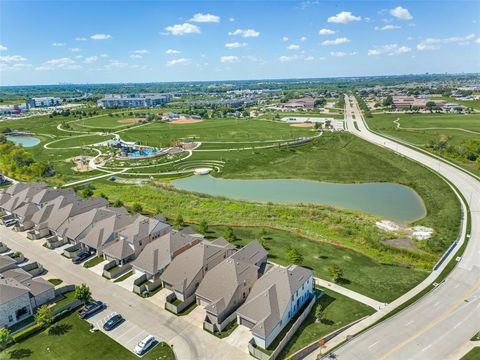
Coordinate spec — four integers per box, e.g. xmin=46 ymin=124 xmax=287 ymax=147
xmin=0 ymin=104 xmax=28 ymax=116
xmin=281 ymin=97 xmax=316 ymax=110
xmin=392 ymin=96 xmax=426 ymax=110
xmin=97 ymin=93 xmax=172 ymax=108
xmin=26 ymin=97 xmax=62 ymax=109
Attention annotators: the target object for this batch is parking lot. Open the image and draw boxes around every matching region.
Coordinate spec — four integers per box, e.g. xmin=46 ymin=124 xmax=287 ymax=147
xmin=86 ymin=309 xmax=153 ymax=356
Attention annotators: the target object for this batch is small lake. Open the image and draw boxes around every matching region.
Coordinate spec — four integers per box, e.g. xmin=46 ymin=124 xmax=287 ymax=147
xmin=6 ymin=136 xmax=40 ymax=148
xmin=171 ymin=176 xmax=426 ymax=223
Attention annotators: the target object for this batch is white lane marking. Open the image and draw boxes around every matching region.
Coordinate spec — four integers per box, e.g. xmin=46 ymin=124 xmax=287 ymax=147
xmin=404 ymin=320 xmax=415 ymax=326
xmin=433 ymin=301 xmax=440 ymax=307
xmin=368 ymin=341 xmax=380 ymax=349
xmin=422 ymin=344 xmax=433 ymax=352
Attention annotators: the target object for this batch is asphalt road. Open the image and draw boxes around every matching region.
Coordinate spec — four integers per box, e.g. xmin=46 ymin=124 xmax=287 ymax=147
xmin=332 ymin=96 xmax=480 ymax=360
xmin=0 ymin=229 xmax=250 ymax=360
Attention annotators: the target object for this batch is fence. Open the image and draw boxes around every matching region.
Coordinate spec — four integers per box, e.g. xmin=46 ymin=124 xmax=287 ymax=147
xmin=165 ymin=292 xmax=195 ymax=314
xmin=102 ymin=262 xmax=132 ymax=279
xmin=55 ymin=284 xmax=76 ymax=296
xmin=133 ymin=274 xmax=162 ymax=295
xmin=21 ymin=261 xmax=44 ymax=277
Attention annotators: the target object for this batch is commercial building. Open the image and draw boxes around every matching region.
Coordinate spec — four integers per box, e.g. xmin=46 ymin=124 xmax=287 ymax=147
xmin=97 ymin=93 xmax=172 ymax=108
xmin=26 ymin=97 xmax=62 ymax=108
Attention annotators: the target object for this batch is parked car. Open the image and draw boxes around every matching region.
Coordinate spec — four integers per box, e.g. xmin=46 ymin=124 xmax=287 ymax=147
xmin=78 ymin=300 xmax=105 ymax=319
xmin=134 ymin=335 xmax=155 ymax=355
xmin=72 ymin=251 xmax=90 ymax=264
xmin=103 ymin=314 xmax=124 ymax=331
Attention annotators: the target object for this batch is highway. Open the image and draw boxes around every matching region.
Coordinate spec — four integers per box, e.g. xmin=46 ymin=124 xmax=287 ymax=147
xmin=330 ymin=96 xmax=480 ymax=360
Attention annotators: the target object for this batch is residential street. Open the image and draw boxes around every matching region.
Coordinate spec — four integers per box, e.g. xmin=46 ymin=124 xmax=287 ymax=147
xmin=0 ymin=229 xmax=251 ymax=360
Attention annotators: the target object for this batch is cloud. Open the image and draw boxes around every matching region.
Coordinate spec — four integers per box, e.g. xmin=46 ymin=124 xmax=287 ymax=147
xmin=368 ymin=44 xmax=411 ymax=56
xmin=229 ymin=17 xmax=235 ymax=22
xmin=133 ymin=49 xmax=149 ymax=54
xmin=220 ymin=55 xmax=240 ymax=63
xmin=225 ymin=42 xmax=247 ymax=48
xmin=36 ymin=57 xmax=81 ymax=70
xmin=84 ymin=56 xmax=98 ymax=63
xmin=417 ymin=34 xmax=476 ymax=51
xmin=91 ymin=34 xmax=112 ymax=40
xmin=330 ymin=51 xmax=347 ymax=57
xmin=165 ymin=49 xmax=180 ymax=54
xmin=279 ymin=54 xmax=314 ymax=62
xmin=390 ymin=6 xmax=413 ymax=20
xmin=166 ymin=58 xmax=191 ymax=66
xmin=282 ymin=36 xmax=289 ymax=42
xmin=327 ymin=11 xmax=361 ymax=24
xmin=75 ymin=37 xmax=87 ymax=41
xmin=287 ymin=44 xmax=300 ymax=50
xmin=190 ymin=13 xmax=220 ymax=23
xmin=300 ymin=36 xmax=307 ymax=41
xmin=0 ymin=63 xmax=32 ymax=72
xmin=165 ymin=23 xmax=200 ymax=36
xmin=99 ymin=54 xmax=109 ymax=58
xmin=130 ymin=54 xmax=143 ymax=59
xmin=319 ymin=28 xmax=335 ymax=35
xmin=52 ymin=42 xmax=65 ymax=47
xmin=104 ymin=60 xmax=129 ymax=70
xmin=0 ymin=45 xmax=7 ymax=51
xmin=375 ymin=25 xmax=401 ymax=31
xmin=0 ymin=55 xmax=27 ymax=63
xmin=70 ymin=48 xmax=81 ymax=52
xmin=228 ymin=29 xmax=260 ymax=38
xmin=321 ymin=37 xmax=350 ymax=46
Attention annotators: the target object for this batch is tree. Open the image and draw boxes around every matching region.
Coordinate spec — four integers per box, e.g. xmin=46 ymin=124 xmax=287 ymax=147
xmin=224 ymin=227 xmax=235 ymax=242
xmin=35 ymin=305 xmax=53 ymax=329
xmin=174 ymin=214 xmax=184 ymax=228
xmin=426 ymin=101 xmax=436 ymax=112
xmin=132 ymin=203 xmax=143 ymax=214
xmin=75 ymin=283 xmax=91 ymax=304
xmin=315 ymin=303 xmax=325 ymax=322
xmin=383 ymin=95 xmax=393 ymax=107
xmin=0 ymin=328 xmax=10 ymax=351
xmin=198 ymin=220 xmax=209 ymax=234
xmin=287 ymin=247 xmax=303 ymax=264
xmin=81 ymin=187 xmax=93 ymax=198
xmin=328 ymin=265 xmax=344 ymax=283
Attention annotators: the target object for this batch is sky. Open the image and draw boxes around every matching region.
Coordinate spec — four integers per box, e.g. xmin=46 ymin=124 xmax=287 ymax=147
xmin=0 ymin=0 xmax=479 ymax=86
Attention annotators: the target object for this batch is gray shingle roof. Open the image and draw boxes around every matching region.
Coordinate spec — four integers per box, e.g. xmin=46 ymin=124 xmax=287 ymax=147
xmin=236 ymin=265 xmax=313 ymax=338
xmin=160 ymin=238 xmax=236 ymax=294
xmin=0 ymin=278 xmax=30 ymax=304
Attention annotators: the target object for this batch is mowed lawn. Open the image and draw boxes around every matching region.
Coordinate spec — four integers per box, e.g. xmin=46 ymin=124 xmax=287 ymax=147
xmin=46 ymin=134 xmax=114 ymax=149
xmin=0 ymin=314 xmax=175 ymax=360
xmin=205 ymin=226 xmax=428 ymax=303
xmin=278 ymin=289 xmax=374 ymax=358
xmin=461 ymin=347 xmax=480 ymax=360
xmin=120 ymin=119 xmax=313 ymax=147
xmin=70 ymin=114 xmax=143 ymax=130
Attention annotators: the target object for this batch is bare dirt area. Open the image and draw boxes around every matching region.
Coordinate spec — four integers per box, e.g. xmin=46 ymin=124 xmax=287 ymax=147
xmin=381 ymin=238 xmax=419 ymax=251
xmin=170 ymin=118 xmax=204 ymax=124
xmin=118 ymin=118 xmax=144 ymax=124
xmin=66 ymin=156 xmax=94 ymax=172
xmin=290 ymin=123 xmax=314 ymax=128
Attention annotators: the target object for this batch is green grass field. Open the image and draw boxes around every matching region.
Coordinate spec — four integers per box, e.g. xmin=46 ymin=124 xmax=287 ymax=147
xmin=120 ymin=118 xmax=313 ymax=147
xmin=366 ymin=113 xmax=480 ymax=176
xmin=461 ymin=347 xmax=480 ymax=360
xmin=0 ymin=314 xmax=175 ymax=360
xmin=278 ymin=289 xmax=374 ymax=358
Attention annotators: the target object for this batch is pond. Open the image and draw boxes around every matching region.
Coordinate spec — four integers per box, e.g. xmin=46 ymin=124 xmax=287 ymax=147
xmin=6 ymin=135 xmax=41 ymax=148
xmin=171 ymin=176 xmax=426 ymax=223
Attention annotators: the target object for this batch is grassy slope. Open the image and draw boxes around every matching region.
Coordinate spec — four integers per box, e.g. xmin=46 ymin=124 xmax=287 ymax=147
xmin=0 ymin=314 xmax=175 ymax=360
xmin=366 ymin=113 xmax=480 ymax=176
xmin=203 ymin=132 xmax=460 ymax=255
xmin=461 ymin=347 xmax=480 ymax=360
xmin=278 ymin=289 xmax=374 ymax=358
xmin=204 ymin=226 xmax=428 ymax=303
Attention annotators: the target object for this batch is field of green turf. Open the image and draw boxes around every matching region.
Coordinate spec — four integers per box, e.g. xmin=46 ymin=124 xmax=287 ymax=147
xmin=204 ymin=226 xmax=428 ymax=302
xmin=461 ymin=347 xmax=480 ymax=360
xmin=120 ymin=119 xmax=313 ymax=147
xmin=366 ymin=113 xmax=480 ymax=176
xmin=0 ymin=313 xmax=175 ymax=360
xmin=46 ymin=134 xmax=114 ymax=149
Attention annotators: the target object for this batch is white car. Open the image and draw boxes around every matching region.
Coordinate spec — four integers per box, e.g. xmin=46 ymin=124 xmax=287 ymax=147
xmin=134 ymin=335 xmax=155 ymax=355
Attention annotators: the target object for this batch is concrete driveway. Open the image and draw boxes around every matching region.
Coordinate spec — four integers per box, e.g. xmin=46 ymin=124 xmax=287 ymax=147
xmin=145 ymin=288 xmax=169 ymax=308
xmin=225 ymin=324 xmax=251 ymax=354
xmin=86 ymin=259 xmax=108 ymax=276
xmin=182 ymin=305 xmax=206 ymax=328
xmin=114 ymin=272 xmax=137 ymax=292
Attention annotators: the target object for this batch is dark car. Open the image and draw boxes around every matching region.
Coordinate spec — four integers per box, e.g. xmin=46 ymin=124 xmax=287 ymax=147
xmin=72 ymin=252 xmax=90 ymax=264
xmin=103 ymin=314 xmax=124 ymax=331
xmin=78 ymin=301 xmax=105 ymax=319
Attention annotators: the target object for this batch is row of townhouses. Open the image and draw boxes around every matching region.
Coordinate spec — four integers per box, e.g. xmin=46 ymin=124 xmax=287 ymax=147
xmin=0 ymin=182 xmax=314 ymax=350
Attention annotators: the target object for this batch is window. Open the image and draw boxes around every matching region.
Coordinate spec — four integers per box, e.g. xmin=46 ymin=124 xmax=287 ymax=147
xmin=8 ymin=315 xmax=13 ymax=323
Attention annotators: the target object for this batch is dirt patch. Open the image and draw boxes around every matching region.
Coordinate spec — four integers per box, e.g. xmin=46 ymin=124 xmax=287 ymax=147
xmin=65 ymin=156 xmax=94 ymax=172
xmin=290 ymin=123 xmax=314 ymax=128
xmin=170 ymin=118 xmax=204 ymax=124
xmin=118 ymin=118 xmax=144 ymax=124
xmin=381 ymin=238 xmax=419 ymax=251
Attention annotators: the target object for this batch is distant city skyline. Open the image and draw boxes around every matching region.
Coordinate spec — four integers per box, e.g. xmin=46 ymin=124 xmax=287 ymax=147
xmin=1 ymin=0 xmax=479 ymax=86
